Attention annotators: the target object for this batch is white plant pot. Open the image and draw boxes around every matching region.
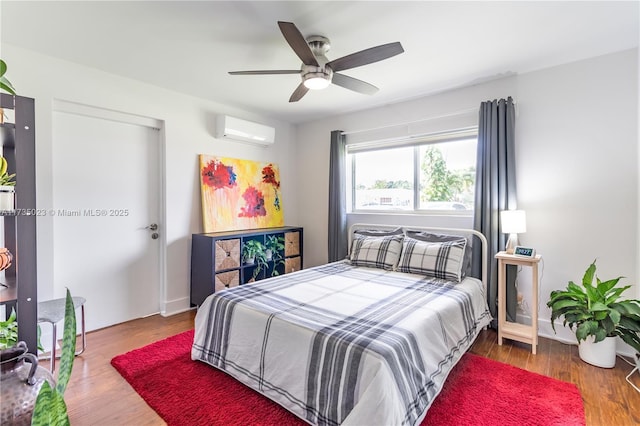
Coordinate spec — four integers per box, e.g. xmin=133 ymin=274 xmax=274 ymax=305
xmin=0 ymin=186 xmax=15 ymax=212
xmin=578 ymin=335 xmax=616 ymax=368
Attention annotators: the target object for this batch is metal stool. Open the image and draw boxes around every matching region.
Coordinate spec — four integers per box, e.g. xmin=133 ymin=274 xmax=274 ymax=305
xmin=37 ymin=296 xmax=86 ymax=374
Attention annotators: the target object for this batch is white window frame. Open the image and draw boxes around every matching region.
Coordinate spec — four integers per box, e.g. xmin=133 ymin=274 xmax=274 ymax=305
xmin=347 ymin=127 xmax=478 ymax=216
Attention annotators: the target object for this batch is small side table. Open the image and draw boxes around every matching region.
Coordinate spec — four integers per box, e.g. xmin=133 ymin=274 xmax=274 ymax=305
xmin=37 ymin=296 xmax=87 ymax=374
xmin=495 ymin=251 xmax=542 ymax=354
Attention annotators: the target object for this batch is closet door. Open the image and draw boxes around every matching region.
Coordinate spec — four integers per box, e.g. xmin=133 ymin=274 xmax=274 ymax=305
xmin=52 ymin=109 xmax=161 ymax=331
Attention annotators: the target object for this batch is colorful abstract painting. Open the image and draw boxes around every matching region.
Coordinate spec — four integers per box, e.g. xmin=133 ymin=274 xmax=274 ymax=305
xmin=199 ymin=155 xmax=284 ymax=232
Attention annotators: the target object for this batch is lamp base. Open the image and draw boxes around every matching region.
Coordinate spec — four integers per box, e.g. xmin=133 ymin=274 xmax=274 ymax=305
xmin=505 ymin=234 xmax=518 ymax=254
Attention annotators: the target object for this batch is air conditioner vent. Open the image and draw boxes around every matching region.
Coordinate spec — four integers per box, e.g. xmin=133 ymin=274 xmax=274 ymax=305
xmin=215 ymin=115 xmax=275 ymax=146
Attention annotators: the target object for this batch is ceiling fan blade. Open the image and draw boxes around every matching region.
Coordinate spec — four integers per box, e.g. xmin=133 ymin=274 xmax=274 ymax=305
xmin=289 ymin=82 xmax=309 ymax=102
xmin=229 ymin=70 xmax=300 ymax=75
xmin=332 ymin=73 xmax=379 ymax=95
xmin=326 ymin=42 xmax=404 ymax=72
xmin=278 ymin=21 xmax=319 ymax=67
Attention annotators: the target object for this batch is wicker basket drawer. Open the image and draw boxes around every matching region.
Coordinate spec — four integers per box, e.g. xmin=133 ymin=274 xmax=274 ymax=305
xmin=215 ymin=238 xmax=240 ymax=270
xmin=214 ymin=270 xmax=239 ymax=292
xmin=284 ymin=232 xmax=300 ymax=257
xmin=285 ymin=256 xmax=301 ymax=274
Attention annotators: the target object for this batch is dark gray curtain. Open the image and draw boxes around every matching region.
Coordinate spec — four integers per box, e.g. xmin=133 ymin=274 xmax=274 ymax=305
xmin=328 ymin=130 xmax=348 ymax=262
xmin=473 ymin=97 xmax=518 ymax=327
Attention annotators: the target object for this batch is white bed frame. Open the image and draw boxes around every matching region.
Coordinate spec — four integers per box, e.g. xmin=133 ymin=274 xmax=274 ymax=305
xmin=348 ymin=223 xmax=488 ymax=291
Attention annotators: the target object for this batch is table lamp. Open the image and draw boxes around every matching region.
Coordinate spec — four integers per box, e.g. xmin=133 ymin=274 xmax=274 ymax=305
xmin=501 ymin=210 xmax=526 ymax=254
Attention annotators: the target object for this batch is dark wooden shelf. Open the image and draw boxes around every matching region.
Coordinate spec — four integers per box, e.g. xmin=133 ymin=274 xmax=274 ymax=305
xmin=191 ymin=226 xmax=303 ymax=306
xmin=0 ymin=93 xmax=37 ymax=353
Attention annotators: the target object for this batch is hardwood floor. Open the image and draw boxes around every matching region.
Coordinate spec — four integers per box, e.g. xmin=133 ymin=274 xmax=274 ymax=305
xmin=63 ymin=310 xmax=640 ymax=425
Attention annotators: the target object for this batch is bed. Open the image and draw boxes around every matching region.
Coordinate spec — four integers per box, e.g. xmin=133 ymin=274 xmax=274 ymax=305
xmin=192 ymin=224 xmax=492 ymax=426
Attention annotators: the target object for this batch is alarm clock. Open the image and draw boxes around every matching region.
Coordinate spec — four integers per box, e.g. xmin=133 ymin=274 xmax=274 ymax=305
xmin=513 ymin=246 xmax=536 ymax=257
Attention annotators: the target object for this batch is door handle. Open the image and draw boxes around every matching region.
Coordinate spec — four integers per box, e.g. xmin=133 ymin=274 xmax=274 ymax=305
xmin=146 ymin=223 xmax=158 ymax=231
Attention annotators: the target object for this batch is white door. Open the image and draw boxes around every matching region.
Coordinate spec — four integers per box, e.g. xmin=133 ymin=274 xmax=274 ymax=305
xmin=52 ymin=109 xmax=161 ymax=331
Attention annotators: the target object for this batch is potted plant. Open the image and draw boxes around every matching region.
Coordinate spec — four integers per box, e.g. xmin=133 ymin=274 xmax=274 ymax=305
xmin=264 ymin=235 xmax=284 ymax=262
xmin=0 ymin=156 xmax=16 ymax=212
xmin=0 ymin=308 xmax=18 ymax=350
xmin=0 ymin=59 xmax=16 ymax=95
xmin=547 ymin=260 xmax=640 ymax=368
xmin=32 ymin=288 xmax=77 ymax=425
xmin=242 ymin=239 xmax=265 ymax=265
xmin=0 ymin=307 xmax=44 ymax=352
xmin=0 ymin=58 xmax=17 ymax=124
xmin=265 ymin=235 xmax=286 ymax=277
xmin=242 ymin=240 xmax=268 ymax=282
xmin=1 ymin=290 xmax=74 ymax=425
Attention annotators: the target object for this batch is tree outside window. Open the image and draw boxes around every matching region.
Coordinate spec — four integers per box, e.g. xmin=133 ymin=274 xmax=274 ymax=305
xmin=350 ymin=135 xmax=476 ymax=212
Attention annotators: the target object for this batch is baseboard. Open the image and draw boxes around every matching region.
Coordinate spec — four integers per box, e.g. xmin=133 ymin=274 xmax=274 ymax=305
xmin=161 ymin=297 xmax=193 ymax=317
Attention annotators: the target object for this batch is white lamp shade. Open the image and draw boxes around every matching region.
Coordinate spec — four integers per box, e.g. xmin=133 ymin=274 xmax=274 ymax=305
xmin=501 ymin=210 xmax=526 ymax=234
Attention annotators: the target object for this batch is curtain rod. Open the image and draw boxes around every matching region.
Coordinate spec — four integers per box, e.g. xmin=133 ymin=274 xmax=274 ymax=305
xmin=340 ymin=106 xmax=479 ymax=136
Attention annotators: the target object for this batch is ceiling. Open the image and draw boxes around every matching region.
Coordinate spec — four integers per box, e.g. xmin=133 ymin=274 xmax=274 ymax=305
xmin=1 ymin=1 xmax=638 ymax=124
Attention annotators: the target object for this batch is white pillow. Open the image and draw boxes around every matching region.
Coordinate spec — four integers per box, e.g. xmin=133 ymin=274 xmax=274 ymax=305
xmin=397 ymin=237 xmax=467 ymax=282
xmin=350 ymin=234 xmax=404 ymax=271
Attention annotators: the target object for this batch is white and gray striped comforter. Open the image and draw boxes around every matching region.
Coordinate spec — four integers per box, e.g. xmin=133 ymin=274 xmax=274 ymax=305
xmin=192 ymin=261 xmax=491 ymax=426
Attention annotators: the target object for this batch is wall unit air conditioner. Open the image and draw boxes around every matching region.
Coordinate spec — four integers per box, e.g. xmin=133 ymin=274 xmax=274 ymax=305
xmin=216 ymin=115 xmax=275 ymax=146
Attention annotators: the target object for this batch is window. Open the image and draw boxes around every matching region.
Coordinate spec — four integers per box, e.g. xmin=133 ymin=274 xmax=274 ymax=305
xmin=348 ymin=131 xmax=477 ymax=213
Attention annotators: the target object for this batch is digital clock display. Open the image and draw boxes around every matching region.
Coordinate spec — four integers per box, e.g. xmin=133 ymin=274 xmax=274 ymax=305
xmin=514 ymin=246 xmax=535 ymax=257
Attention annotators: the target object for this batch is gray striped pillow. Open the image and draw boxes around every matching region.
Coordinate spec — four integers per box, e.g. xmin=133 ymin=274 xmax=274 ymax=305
xmin=397 ymin=236 xmax=467 ymax=282
xmin=350 ymin=234 xmax=404 ymax=271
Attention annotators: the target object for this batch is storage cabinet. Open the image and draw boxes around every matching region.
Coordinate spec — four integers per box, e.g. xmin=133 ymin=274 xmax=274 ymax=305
xmin=0 ymin=93 xmax=37 ymax=354
xmin=191 ymin=226 xmax=303 ymax=306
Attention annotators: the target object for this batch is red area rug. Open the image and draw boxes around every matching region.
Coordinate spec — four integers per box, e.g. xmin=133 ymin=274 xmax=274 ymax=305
xmin=111 ymin=330 xmax=585 ymax=426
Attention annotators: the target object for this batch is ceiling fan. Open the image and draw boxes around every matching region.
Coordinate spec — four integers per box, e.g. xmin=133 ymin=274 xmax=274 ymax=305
xmin=229 ymin=21 xmax=405 ymax=102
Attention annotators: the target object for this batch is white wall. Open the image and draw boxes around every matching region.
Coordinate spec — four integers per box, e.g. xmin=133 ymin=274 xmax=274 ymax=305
xmin=2 ymin=44 xmax=299 ymax=318
xmin=516 ymin=49 xmax=638 ymax=355
xmin=296 ymin=49 xmax=639 ymax=354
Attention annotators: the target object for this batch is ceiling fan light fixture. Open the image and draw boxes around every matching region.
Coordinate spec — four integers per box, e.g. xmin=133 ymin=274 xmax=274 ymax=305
xmin=303 ymin=75 xmax=331 ymax=90
xmin=301 ymin=65 xmax=333 ymax=90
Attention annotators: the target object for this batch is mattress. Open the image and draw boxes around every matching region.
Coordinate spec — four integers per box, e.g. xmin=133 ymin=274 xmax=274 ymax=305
xmin=192 ymin=261 xmax=491 ymax=426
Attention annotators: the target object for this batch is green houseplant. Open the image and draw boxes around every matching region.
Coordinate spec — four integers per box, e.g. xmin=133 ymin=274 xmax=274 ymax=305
xmin=242 ymin=239 xmax=265 ymax=264
xmin=547 ymin=260 xmax=640 ymax=367
xmin=265 ymin=235 xmax=285 ymax=276
xmin=264 ymin=235 xmax=283 ymax=261
xmin=31 ymin=288 xmax=77 ymax=425
xmin=0 ymin=59 xmax=16 ymax=95
xmin=0 ymin=308 xmax=44 ymax=352
xmin=242 ymin=240 xmax=268 ymax=281
xmin=0 ymin=308 xmax=18 ymax=349
xmin=0 ymin=59 xmax=16 ymax=125
xmin=0 ymin=156 xmax=16 ymax=186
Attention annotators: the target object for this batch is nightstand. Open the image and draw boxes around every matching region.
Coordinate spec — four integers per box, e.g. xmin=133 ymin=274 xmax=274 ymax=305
xmin=495 ymin=251 xmax=542 ymax=354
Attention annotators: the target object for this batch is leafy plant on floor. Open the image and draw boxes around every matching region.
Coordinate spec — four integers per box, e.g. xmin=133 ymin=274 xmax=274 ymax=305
xmin=31 ymin=288 xmax=77 ymax=426
xmin=547 ymin=260 xmax=640 ymax=353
